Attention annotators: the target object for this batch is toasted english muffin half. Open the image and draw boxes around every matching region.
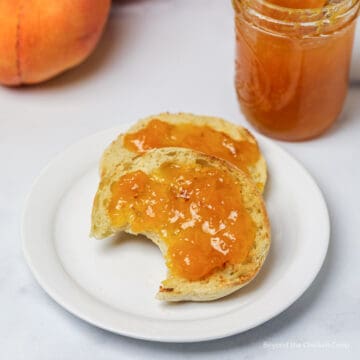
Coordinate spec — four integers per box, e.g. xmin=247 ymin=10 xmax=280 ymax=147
xmin=100 ymin=113 xmax=267 ymax=192
xmin=91 ymin=147 xmax=270 ymax=302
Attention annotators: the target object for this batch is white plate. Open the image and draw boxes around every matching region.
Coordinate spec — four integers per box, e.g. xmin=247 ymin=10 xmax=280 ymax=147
xmin=22 ymin=125 xmax=330 ymax=343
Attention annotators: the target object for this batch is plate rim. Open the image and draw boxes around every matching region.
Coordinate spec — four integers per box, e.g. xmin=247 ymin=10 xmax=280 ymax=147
xmin=22 ymin=126 xmax=330 ymax=343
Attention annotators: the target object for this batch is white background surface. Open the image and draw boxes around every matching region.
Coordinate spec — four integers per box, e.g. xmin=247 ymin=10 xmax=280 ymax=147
xmin=1 ymin=0 xmax=359 ymax=359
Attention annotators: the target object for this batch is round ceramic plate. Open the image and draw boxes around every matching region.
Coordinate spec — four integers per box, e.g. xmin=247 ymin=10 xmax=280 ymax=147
xmin=22 ymin=125 xmax=330 ymax=343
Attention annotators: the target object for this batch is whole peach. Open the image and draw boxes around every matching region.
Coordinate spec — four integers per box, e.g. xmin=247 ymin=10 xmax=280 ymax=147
xmin=0 ymin=0 xmax=111 ymax=86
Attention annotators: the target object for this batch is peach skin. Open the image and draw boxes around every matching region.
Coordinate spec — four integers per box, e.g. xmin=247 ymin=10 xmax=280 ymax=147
xmin=0 ymin=0 xmax=111 ymax=86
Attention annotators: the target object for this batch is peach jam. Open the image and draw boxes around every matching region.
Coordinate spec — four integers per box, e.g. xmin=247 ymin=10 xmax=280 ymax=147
xmin=123 ymin=119 xmax=260 ymax=178
xmin=233 ymin=0 xmax=360 ymax=140
xmin=268 ymin=0 xmax=327 ymax=8
xmin=108 ymin=163 xmax=257 ymax=281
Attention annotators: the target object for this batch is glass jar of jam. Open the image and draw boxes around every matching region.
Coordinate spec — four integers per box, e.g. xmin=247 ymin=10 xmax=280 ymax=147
xmin=233 ymin=0 xmax=360 ymax=141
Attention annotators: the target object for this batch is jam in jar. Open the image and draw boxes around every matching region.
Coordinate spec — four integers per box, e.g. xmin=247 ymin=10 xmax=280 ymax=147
xmin=233 ymin=0 xmax=360 ymax=141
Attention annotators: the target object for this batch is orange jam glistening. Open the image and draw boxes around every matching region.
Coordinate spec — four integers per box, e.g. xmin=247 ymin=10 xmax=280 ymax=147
xmin=233 ymin=0 xmax=360 ymax=141
xmin=268 ymin=0 xmax=327 ymax=8
xmin=108 ymin=164 xmax=256 ymax=281
xmin=123 ymin=119 xmax=260 ymax=178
